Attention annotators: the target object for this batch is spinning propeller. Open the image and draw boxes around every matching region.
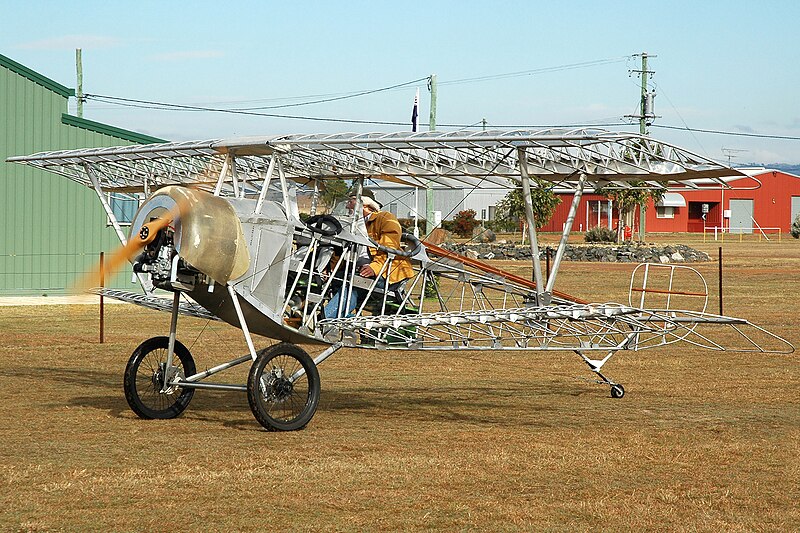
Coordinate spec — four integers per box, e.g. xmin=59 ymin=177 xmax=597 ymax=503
xmin=76 ymin=185 xmax=250 ymax=292
xmin=75 ymin=199 xmax=185 ymax=292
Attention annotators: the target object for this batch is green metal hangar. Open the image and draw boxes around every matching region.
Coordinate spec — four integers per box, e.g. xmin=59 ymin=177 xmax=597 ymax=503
xmin=1 ymin=53 xmax=165 ymax=296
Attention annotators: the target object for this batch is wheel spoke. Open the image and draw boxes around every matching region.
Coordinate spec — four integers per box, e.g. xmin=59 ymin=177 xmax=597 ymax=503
xmin=248 ymin=343 xmax=320 ymax=431
xmin=124 ymin=337 xmax=195 ymax=420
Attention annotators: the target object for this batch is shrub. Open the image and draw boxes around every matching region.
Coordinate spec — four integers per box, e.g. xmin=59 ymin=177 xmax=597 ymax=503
xmin=440 ymin=220 xmax=456 ymax=233
xmin=485 ymin=217 xmax=519 ymax=233
xmin=584 ymin=225 xmax=617 ymax=243
xmin=452 ymin=209 xmax=479 ymax=237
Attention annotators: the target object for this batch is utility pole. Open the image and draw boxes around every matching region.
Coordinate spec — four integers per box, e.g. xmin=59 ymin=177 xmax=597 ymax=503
xmin=629 ymin=52 xmax=656 ymax=135
xmin=76 ymin=48 xmax=84 ymax=118
xmin=426 ymin=74 xmax=437 ymax=235
xmin=428 ymin=74 xmax=437 ymax=131
xmin=628 ymin=52 xmax=657 ymax=240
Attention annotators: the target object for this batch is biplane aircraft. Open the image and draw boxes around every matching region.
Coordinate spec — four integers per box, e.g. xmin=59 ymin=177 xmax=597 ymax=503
xmin=8 ymin=129 xmax=794 ymax=431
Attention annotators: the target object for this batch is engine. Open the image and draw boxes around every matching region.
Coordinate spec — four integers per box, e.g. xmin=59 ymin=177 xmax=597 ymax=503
xmin=132 ymin=223 xmax=201 ymax=291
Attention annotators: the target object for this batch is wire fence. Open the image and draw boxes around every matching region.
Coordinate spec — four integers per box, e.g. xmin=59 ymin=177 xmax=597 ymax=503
xmin=702 ymin=227 xmax=784 ymax=243
xmin=0 ymin=252 xmax=133 ymax=296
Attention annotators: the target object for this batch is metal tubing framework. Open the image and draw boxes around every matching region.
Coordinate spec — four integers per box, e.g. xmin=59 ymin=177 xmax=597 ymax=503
xmin=8 ymin=129 xmax=747 ymax=197
xmin=518 ymin=148 xmax=545 ymax=300
xmin=545 ymin=173 xmax=586 ymax=295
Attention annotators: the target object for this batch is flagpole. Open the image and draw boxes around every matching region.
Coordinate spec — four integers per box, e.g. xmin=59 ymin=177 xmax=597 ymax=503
xmin=411 ymin=88 xmax=419 ymax=132
xmin=412 ymin=87 xmax=420 ymax=237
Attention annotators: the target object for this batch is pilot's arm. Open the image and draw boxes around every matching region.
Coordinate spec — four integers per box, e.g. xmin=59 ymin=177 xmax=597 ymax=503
xmin=361 ymin=212 xmax=403 ymax=278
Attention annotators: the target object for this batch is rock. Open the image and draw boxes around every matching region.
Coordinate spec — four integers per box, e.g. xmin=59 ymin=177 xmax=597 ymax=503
xmin=473 ymin=227 xmax=496 ymax=243
xmin=427 ymin=228 xmax=452 ymax=245
xmin=438 ymin=241 xmax=710 ymax=264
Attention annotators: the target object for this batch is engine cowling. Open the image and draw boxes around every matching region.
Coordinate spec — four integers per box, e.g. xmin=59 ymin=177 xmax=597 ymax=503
xmin=130 ymin=186 xmax=250 ymax=285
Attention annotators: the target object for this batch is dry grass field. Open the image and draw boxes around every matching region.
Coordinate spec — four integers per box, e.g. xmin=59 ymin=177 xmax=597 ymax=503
xmin=1 ymin=236 xmax=798 ymax=532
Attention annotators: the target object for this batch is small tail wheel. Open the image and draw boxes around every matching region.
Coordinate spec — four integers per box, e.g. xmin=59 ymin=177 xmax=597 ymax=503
xmin=247 ymin=343 xmax=320 ymax=431
xmin=123 ymin=336 xmax=196 ymax=419
xmin=610 ymin=384 xmax=625 ymax=399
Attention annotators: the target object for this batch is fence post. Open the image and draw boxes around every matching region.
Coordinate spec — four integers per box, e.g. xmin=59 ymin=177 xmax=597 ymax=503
xmin=546 ymin=248 xmax=552 ymax=282
xmin=718 ymin=247 xmax=723 ymax=316
xmin=99 ymin=252 xmax=105 ymax=344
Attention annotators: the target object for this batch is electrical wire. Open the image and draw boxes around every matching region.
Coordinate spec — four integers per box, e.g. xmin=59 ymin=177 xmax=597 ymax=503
xmin=234 ymin=77 xmax=430 ymax=110
xmin=438 ymin=57 xmax=629 ymax=86
xmin=82 ymin=58 xmax=633 ymax=126
xmin=82 ymin=57 xmax=800 ymax=141
xmin=652 ymin=83 xmax=710 ymax=158
xmin=87 ymin=76 xmax=429 ymax=114
xmin=85 ymin=94 xmax=412 ymax=126
xmin=651 ymin=124 xmax=800 ymax=141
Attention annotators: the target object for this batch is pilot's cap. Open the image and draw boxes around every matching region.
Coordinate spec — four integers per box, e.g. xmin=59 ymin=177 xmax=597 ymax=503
xmin=361 ymin=196 xmax=381 ymax=211
xmin=350 ymin=187 xmax=382 ymax=208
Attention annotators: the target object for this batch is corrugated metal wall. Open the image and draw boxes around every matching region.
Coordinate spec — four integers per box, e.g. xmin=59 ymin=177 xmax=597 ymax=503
xmin=1 ymin=57 xmax=148 ymax=295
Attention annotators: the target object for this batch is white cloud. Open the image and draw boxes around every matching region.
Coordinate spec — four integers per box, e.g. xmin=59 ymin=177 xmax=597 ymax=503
xmin=15 ymin=35 xmax=121 ymax=50
xmin=150 ymin=50 xmax=225 ymax=61
xmin=733 ymin=124 xmax=758 ymax=134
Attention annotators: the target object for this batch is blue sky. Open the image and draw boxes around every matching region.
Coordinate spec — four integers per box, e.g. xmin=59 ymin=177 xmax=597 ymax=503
xmin=4 ymin=0 xmax=800 ymax=163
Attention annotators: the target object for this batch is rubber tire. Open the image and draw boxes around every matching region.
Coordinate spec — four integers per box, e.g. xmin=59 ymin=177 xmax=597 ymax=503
xmin=123 ymin=336 xmax=196 ymax=419
xmin=247 ymin=343 xmax=321 ymax=431
xmin=610 ymin=384 xmax=625 ymax=399
xmin=305 ymin=214 xmax=342 ymax=237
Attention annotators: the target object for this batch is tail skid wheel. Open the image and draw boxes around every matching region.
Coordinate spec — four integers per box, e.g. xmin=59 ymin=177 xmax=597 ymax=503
xmin=610 ymin=384 xmax=625 ymax=399
xmin=247 ymin=343 xmax=321 ymax=431
xmin=123 ymin=336 xmax=196 ymax=419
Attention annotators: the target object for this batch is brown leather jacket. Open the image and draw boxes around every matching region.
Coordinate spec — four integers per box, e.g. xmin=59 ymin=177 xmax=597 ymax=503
xmin=365 ymin=211 xmax=415 ymax=284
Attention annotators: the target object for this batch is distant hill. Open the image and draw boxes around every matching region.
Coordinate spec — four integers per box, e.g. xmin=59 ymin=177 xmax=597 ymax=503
xmin=741 ymin=163 xmax=800 ymax=175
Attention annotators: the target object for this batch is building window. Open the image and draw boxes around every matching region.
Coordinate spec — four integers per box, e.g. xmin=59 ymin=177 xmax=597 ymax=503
xmin=656 ymin=206 xmax=675 ymax=219
xmin=108 ymin=193 xmax=140 ymax=226
xmin=588 ymin=200 xmax=613 ymax=227
xmin=389 ymin=202 xmax=398 ymax=216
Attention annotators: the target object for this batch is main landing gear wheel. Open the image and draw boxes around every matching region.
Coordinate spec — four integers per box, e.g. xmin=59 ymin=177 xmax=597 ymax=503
xmin=123 ymin=336 xmax=196 ymax=419
xmin=610 ymin=384 xmax=625 ymax=399
xmin=247 ymin=343 xmax=320 ymax=432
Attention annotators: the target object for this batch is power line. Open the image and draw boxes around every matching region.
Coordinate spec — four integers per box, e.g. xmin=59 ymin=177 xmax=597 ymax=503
xmin=80 ymin=59 xmax=800 ymax=142
xmin=651 ymin=124 xmax=800 ymax=141
xmin=84 ymin=57 xmax=632 ymax=119
xmin=85 ymin=94 xmax=412 ymax=126
xmin=226 ymin=77 xmax=430 ymax=110
xmin=87 ymin=76 xmax=428 ymax=112
xmin=86 ymin=92 xmax=631 ymax=129
xmin=83 ymin=92 xmax=800 ymax=142
xmin=438 ymin=57 xmax=629 ymax=86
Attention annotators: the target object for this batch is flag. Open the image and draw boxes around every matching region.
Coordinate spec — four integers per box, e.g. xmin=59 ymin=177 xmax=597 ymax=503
xmin=411 ymin=88 xmax=419 ymax=132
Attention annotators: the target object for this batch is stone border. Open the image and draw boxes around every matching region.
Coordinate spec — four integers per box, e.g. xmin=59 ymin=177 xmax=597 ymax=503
xmin=442 ymin=243 xmax=710 ymax=263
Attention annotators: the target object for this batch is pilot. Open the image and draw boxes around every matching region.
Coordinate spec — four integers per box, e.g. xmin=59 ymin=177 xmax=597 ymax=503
xmin=324 ymin=194 xmax=414 ymax=319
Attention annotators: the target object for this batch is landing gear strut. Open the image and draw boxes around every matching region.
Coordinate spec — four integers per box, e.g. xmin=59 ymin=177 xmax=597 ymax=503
xmin=576 ymin=350 xmax=626 ymax=399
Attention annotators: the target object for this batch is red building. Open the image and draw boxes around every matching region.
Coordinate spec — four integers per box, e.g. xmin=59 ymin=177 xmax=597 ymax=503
xmin=540 ymin=169 xmax=800 ymax=236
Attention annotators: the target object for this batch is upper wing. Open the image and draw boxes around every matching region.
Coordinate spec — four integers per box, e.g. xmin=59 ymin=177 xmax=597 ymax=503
xmin=6 ymin=128 xmax=746 ymax=194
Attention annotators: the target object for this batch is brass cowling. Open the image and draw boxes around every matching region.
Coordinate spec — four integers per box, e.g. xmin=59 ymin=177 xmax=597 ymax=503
xmin=130 ymin=186 xmax=250 ymax=284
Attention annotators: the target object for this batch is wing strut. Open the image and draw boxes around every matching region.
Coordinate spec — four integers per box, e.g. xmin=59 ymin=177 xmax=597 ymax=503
xmin=517 ymin=149 xmax=546 ymax=303
xmin=545 ymin=173 xmax=586 ymax=295
xmin=84 ymin=163 xmax=151 ymax=293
